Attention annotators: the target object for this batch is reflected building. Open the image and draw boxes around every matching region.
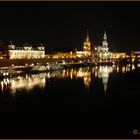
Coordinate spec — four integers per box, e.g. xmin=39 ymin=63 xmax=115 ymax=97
xmin=0 ymin=73 xmax=46 ymax=96
xmin=83 ymin=73 xmax=91 ymax=89
xmin=97 ymin=66 xmax=113 ymax=93
xmin=76 ymin=67 xmax=91 ymax=89
xmin=56 ymin=67 xmax=91 ymax=89
xmin=115 ymin=64 xmax=135 ymax=73
xmin=0 ymin=64 xmax=136 ymax=96
xmin=53 ymin=65 xmax=135 ymax=93
xmin=131 ymin=63 xmax=135 ymax=70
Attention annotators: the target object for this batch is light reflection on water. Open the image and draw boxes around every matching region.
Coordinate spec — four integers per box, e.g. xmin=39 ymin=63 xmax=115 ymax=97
xmin=0 ymin=73 xmax=46 ymax=96
xmin=0 ymin=63 xmax=136 ymax=96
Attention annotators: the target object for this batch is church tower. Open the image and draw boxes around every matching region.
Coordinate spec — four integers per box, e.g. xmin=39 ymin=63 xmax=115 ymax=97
xmin=101 ymin=31 xmax=109 ymax=54
xmin=83 ymin=30 xmax=91 ymax=52
xmin=102 ymin=31 xmax=108 ymax=49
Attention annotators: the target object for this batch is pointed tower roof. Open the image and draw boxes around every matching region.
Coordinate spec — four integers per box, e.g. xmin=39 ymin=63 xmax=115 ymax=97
xmin=10 ymin=41 xmax=13 ymax=45
xmin=86 ymin=29 xmax=89 ymax=42
xmin=103 ymin=31 xmax=107 ymax=40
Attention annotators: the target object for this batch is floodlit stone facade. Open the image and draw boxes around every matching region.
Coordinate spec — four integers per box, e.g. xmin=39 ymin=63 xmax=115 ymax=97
xmin=8 ymin=44 xmax=45 ymax=59
xmin=76 ymin=31 xmax=91 ymax=58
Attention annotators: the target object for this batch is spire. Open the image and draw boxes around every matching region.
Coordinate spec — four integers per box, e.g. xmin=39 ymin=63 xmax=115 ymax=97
xmin=83 ymin=29 xmax=91 ymax=52
xmin=86 ymin=29 xmax=89 ymax=42
xmin=103 ymin=31 xmax=107 ymax=41
xmin=41 ymin=43 xmax=43 ymax=46
xmin=10 ymin=41 xmax=13 ymax=45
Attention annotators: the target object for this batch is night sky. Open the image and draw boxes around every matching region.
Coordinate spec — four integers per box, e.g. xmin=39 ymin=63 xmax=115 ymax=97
xmin=0 ymin=2 xmax=140 ymax=53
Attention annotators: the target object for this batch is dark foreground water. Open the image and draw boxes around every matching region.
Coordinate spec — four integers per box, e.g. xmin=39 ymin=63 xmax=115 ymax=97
xmin=0 ymin=64 xmax=140 ymax=138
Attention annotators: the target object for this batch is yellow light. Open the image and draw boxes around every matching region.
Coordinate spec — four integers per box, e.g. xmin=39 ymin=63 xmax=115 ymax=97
xmin=132 ymin=58 xmax=135 ymax=63
xmin=132 ymin=64 xmax=135 ymax=70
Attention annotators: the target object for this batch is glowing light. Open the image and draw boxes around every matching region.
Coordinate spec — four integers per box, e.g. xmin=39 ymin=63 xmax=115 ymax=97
xmin=97 ymin=66 xmax=113 ymax=93
xmin=83 ymin=74 xmax=91 ymax=89
xmin=112 ymin=64 xmax=115 ymax=67
xmin=137 ymin=63 xmax=140 ymax=67
xmin=126 ymin=64 xmax=131 ymax=72
xmin=117 ymin=66 xmax=119 ymax=72
xmin=122 ymin=66 xmax=126 ymax=73
xmin=132 ymin=58 xmax=135 ymax=63
xmin=0 ymin=74 xmax=46 ymax=95
xmin=70 ymin=71 xmax=73 ymax=80
xmin=132 ymin=64 xmax=135 ymax=70
xmin=31 ymin=63 xmax=34 ymax=66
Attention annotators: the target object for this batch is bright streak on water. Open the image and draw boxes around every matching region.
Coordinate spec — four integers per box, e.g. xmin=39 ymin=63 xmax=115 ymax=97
xmin=0 ymin=64 xmax=136 ymax=96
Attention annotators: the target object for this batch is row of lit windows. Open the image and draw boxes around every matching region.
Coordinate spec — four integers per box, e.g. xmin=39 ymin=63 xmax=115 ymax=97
xmin=9 ymin=50 xmax=45 ymax=59
xmin=10 ymin=53 xmax=44 ymax=56
xmin=9 ymin=51 xmax=44 ymax=55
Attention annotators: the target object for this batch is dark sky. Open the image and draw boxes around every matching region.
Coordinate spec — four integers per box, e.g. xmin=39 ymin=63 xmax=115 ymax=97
xmin=0 ymin=2 xmax=140 ymax=52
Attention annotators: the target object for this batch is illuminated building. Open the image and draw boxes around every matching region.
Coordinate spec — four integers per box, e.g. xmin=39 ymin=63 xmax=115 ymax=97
xmin=53 ymin=52 xmax=76 ymax=59
xmin=112 ymin=53 xmax=126 ymax=59
xmin=46 ymin=51 xmax=76 ymax=59
xmin=8 ymin=42 xmax=45 ymax=59
xmin=76 ymin=30 xmax=91 ymax=58
xmin=96 ymin=31 xmax=112 ymax=60
xmin=131 ymin=51 xmax=140 ymax=62
xmin=83 ymin=30 xmax=91 ymax=52
xmin=76 ymin=51 xmax=91 ymax=58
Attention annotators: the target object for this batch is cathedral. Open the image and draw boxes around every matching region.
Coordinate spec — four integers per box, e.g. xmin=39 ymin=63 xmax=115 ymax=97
xmin=76 ymin=30 xmax=112 ymax=59
xmin=96 ymin=31 xmax=112 ymax=60
xmin=83 ymin=30 xmax=91 ymax=52
xmin=76 ymin=30 xmax=91 ymax=58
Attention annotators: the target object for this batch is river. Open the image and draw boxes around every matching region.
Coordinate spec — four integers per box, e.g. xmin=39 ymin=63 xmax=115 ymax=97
xmin=0 ymin=63 xmax=139 ymax=138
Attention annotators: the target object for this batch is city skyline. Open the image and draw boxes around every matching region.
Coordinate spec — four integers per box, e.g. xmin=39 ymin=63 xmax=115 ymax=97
xmin=0 ymin=2 xmax=140 ymax=53
xmin=0 ymin=2 xmax=140 ymax=139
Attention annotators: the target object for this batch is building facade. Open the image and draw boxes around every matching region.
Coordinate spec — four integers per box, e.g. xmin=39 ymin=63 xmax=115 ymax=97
xmin=112 ymin=53 xmax=126 ymax=59
xmin=46 ymin=51 xmax=76 ymax=59
xmin=83 ymin=31 xmax=91 ymax=52
xmin=96 ymin=31 xmax=112 ymax=60
xmin=8 ymin=43 xmax=45 ymax=59
xmin=76 ymin=31 xmax=91 ymax=58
